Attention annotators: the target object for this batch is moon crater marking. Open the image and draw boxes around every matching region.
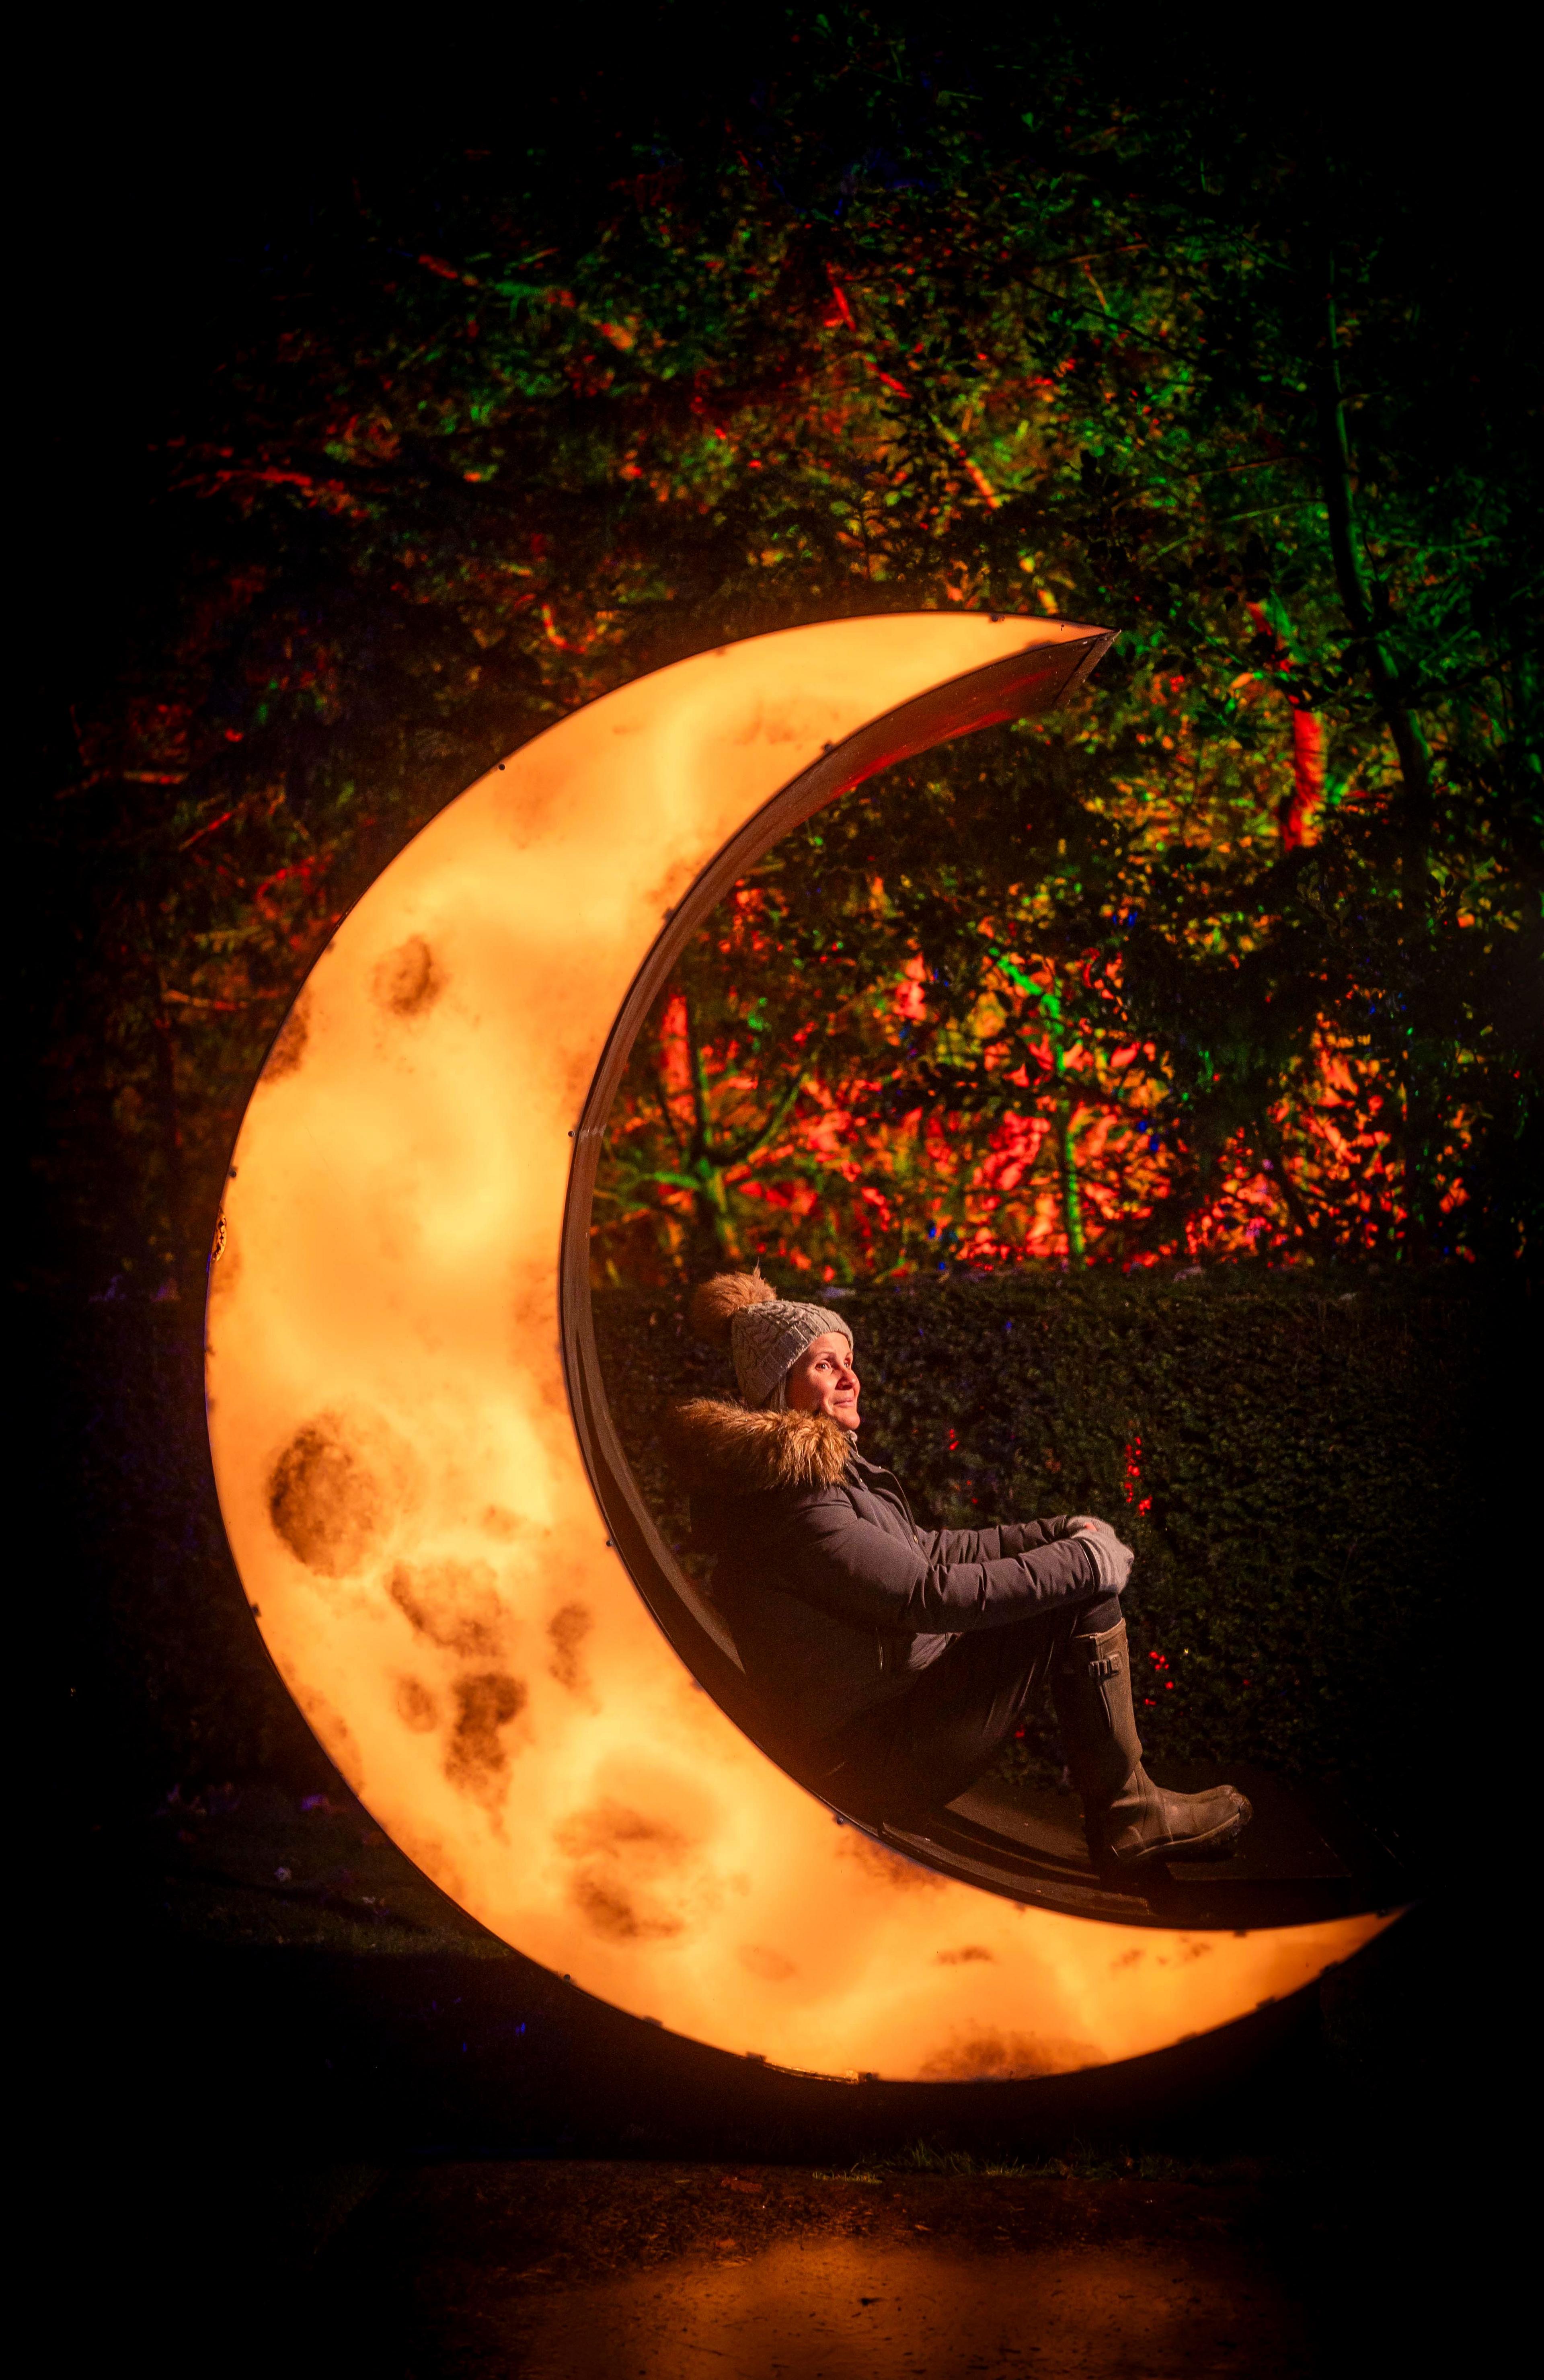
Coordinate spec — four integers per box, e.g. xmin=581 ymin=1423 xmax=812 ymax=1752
xmin=372 ymin=933 xmax=444 ymax=1018
xmin=267 ymin=1409 xmax=409 ymax=1580
xmin=262 ymin=988 xmax=310 ymax=1080
xmin=445 ymin=1672 xmax=530 ymax=1810
xmin=388 ymin=1557 xmax=506 ymax=1657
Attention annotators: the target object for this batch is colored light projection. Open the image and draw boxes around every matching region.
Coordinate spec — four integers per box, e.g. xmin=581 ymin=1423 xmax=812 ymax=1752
xmin=206 ymin=616 xmax=1390 ymax=2084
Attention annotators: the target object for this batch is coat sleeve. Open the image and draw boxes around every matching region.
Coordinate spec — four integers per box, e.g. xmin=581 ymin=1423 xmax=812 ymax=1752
xmin=912 ymin=1514 xmax=1080 ymax=1564
xmin=772 ymin=1493 xmax=1103 ymax=1636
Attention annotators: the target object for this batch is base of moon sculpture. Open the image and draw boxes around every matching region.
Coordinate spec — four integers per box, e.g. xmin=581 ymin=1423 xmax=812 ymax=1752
xmin=207 ymin=614 xmax=1403 ymax=2088
xmin=891 ymin=1765 xmax=1406 ymax=1930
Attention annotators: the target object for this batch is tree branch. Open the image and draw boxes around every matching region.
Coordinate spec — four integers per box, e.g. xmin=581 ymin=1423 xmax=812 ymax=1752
xmin=683 ymin=987 xmax=712 ymax=1158
xmin=1316 ymin=272 xmax=1433 ymax=824
xmin=717 ymin=1067 xmax=809 ymax=1170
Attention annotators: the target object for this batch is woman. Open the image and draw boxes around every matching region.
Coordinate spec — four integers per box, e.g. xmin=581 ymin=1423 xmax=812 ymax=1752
xmin=670 ymin=1269 xmax=1250 ymax=1872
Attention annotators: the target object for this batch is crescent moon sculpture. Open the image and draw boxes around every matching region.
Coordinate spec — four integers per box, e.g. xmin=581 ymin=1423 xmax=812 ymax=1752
xmin=207 ymin=614 xmax=1391 ymax=2086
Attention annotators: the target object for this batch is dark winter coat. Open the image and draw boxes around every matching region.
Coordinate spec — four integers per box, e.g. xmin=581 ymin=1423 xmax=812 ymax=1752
xmin=670 ymin=1398 xmax=1110 ymax=1748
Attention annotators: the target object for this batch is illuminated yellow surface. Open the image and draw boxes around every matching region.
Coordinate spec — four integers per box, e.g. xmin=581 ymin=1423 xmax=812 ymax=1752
xmin=206 ymin=615 xmax=1389 ymax=2082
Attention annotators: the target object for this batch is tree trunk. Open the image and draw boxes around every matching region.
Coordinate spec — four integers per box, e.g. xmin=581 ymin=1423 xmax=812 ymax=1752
xmin=682 ymin=1000 xmax=735 ymax=1267
xmin=1316 ymin=269 xmax=1439 ymax=1254
xmin=1049 ymin=1010 xmax=1087 ymax=1265
xmin=1242 ymin=599 xmax=1325 ymax=849
xmin=1283 ymin=709 xmax=1326 ymax=850
xmin=1054 ymin=1081 xmax=1087 ymax=1265
xmin=1316 ymin=278 xmax=1433 ymax=829
xmin=692 ymin=1158 xmax=739 ymax=1269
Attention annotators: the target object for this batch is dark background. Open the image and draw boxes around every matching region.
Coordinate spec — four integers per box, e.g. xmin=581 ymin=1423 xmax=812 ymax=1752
xmin=28 ymin=20 xmax=1529 ymax=2367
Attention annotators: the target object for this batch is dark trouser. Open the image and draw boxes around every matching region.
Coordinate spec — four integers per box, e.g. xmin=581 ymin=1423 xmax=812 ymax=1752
xmin=812 ymin=1593 xmax=1121 ymax=1824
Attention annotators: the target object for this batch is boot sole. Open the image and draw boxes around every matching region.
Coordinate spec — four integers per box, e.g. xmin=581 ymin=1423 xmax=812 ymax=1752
xmin=1103 ymin=1795 xmax=1253 ymax=1875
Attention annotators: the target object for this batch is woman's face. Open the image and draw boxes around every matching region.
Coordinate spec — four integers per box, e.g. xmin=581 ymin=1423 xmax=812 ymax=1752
xmin=785 ymin=1331 xmax=861 ymax=1431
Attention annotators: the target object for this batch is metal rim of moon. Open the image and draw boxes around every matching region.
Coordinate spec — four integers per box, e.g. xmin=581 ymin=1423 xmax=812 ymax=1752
xmin=206 ymin=614 xmax=1392 ymax=2088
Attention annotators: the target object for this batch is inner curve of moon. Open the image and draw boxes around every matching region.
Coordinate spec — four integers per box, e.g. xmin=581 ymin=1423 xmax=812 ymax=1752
xmin=206 ymin=615 xmax=1388 ymax=2084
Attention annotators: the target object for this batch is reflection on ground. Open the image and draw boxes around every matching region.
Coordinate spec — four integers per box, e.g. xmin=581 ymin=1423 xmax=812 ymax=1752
xmin=509 ymin=2233 xmax=1307 ymax=2378
xmin=312 ymin=2160 xmax=1320 ymax=2378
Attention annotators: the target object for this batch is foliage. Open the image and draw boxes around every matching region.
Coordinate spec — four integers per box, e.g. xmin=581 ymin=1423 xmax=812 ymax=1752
xmin=595 ymin=1268 xmax=1483 ymax=1835
xmin=26 ymin=16 xmax=1540 ymax=1302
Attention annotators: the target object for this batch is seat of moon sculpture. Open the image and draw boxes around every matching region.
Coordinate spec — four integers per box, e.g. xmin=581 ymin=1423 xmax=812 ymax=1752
xmin=899 ymin=1767 xmax=1409 ymax=1929
xmin=583 ymin=1516 xmax=1412 ymax=1932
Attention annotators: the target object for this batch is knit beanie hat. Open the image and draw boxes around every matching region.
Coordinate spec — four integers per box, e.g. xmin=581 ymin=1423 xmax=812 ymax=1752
xmin=689 ymin=1270 xmax=854 ymax=1408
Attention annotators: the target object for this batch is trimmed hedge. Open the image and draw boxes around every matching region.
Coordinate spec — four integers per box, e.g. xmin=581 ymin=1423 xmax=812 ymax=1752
xmin=54 ymin=1269 xmax=1491 ymax=1863
xmin=595 ymin=1269 xmax=1490 ymax=1845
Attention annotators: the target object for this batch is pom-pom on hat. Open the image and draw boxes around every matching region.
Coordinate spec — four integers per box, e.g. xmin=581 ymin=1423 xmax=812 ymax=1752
xmin=689 ymin=1269 xmax=854 ymax=1408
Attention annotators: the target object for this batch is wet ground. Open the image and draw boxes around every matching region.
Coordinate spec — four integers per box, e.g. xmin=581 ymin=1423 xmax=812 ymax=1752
xmin=69 ymin=1780 xmax=1467 ymax=2376
xmin=310 ymin=2160 xmax=1316 ymax=2377
xmin=504 ymin=2236 xmax=1290 ymax=2379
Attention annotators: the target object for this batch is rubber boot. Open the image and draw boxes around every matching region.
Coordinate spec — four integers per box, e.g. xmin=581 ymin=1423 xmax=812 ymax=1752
xmin=1052 ymin=1615 xmax=1252 ymax=1871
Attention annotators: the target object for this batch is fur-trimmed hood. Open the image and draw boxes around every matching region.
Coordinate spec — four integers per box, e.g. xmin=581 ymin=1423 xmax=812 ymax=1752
xmin=667 ymin=1397 xmax=854 ymax=1494
xmin=669 ymin=1397 xmax=1102 ymax=1752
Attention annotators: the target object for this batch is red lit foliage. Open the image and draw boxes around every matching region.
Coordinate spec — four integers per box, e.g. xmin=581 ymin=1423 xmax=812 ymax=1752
xmin=31 ymin=27 xmax=1538 ymax=1300
xmin=594 ymin=682 xmax=1533 ymax=1279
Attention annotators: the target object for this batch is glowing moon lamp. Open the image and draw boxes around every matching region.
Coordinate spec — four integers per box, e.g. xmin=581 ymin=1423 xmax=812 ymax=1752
xmin=206 ymin=616 xmax=1390 ymax=2085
